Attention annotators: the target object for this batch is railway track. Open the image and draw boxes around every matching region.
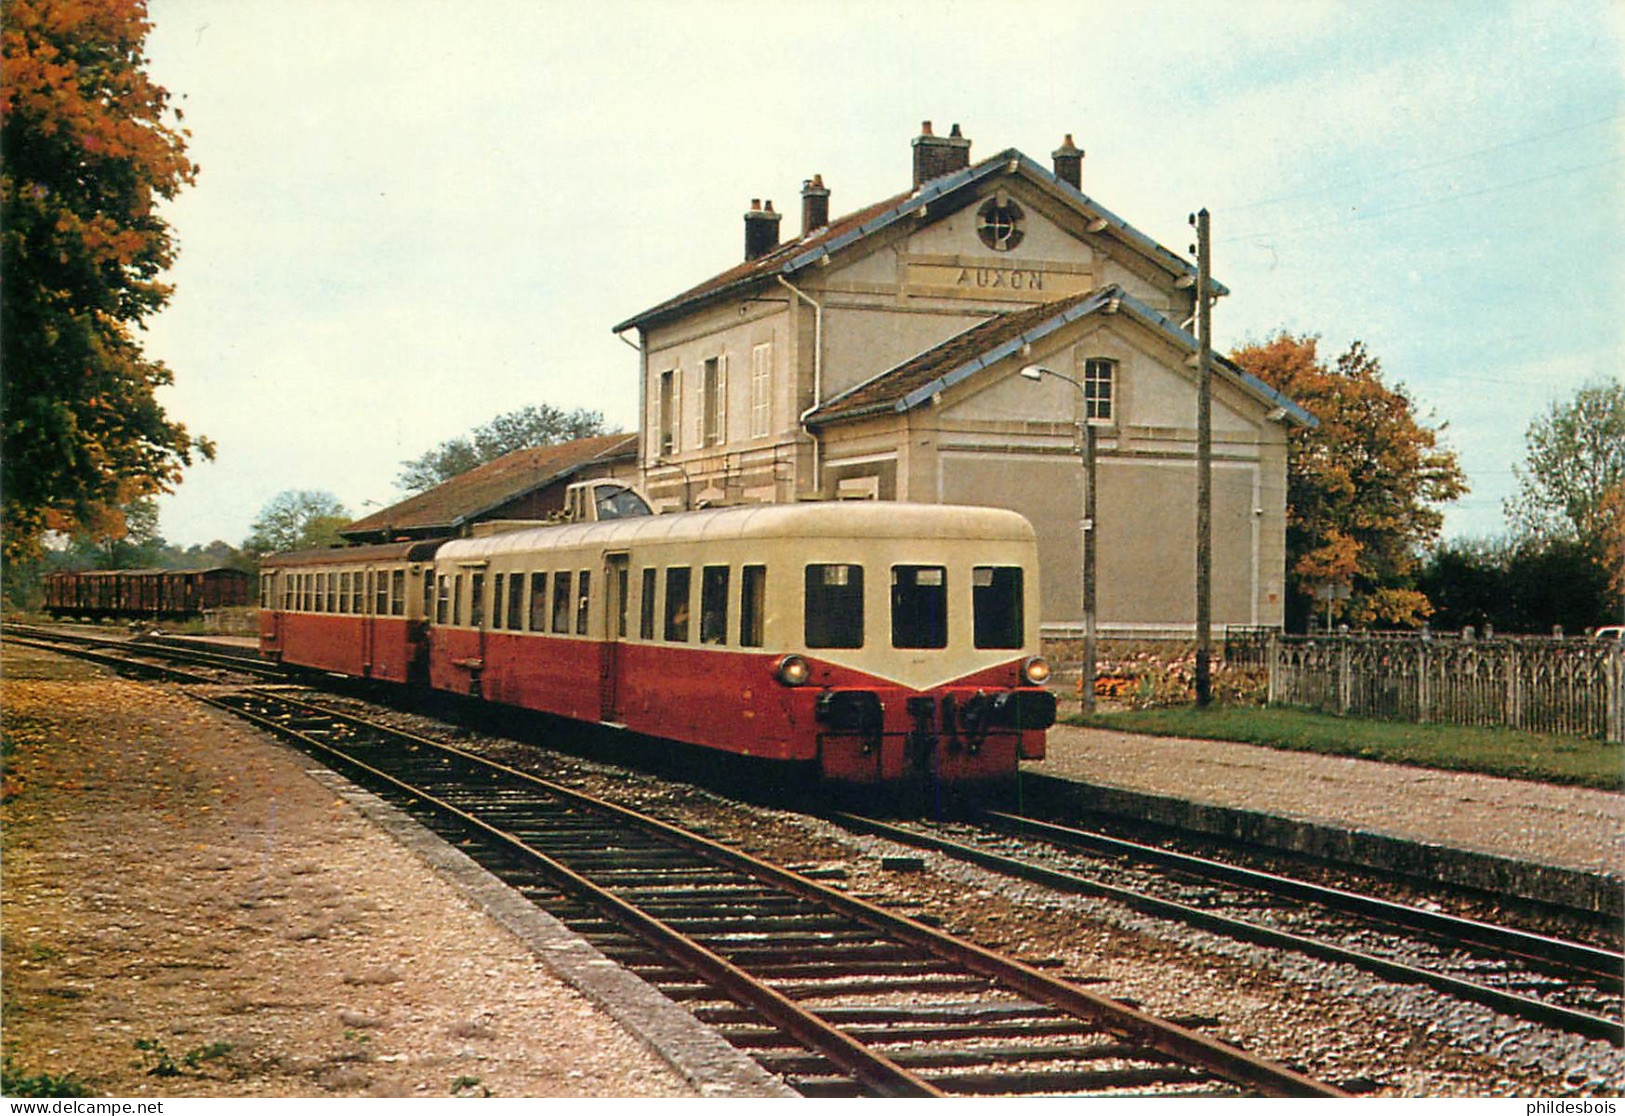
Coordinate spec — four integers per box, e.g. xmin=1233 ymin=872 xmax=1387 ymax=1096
xmin=831 ymin=812 xmax=1625 ymax=1047
xmin=193 ymin=686 xmax=1343 ymax=1098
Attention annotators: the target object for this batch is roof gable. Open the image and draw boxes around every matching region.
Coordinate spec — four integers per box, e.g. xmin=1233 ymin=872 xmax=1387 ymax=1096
xmin=613 ymin=147 xmax=1222 ymax=335
xmin=805 ymin=285 xmax=1313 ymax=429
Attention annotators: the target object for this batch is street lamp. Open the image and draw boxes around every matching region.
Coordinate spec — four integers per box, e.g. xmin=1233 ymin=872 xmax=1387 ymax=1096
xmin=1020 ymin=363 xmax=1100 ymax=716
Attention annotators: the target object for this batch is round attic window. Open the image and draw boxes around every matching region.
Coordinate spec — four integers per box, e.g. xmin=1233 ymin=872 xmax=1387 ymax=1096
xmin=976 ymin=197 xmax=1025 ymax=251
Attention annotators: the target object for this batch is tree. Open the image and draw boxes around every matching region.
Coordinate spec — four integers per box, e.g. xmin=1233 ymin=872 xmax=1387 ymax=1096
xmin=1 ymin=0 xmax=212 ymax=565
xmin=243 ymin=491 xmax=349 ymax=556
xmin=1230 ymin=333 xmax=1468 ymax=629
xmin=397 ymin=404 xmax=615 ymax=492
xmin=1505 ymin=380 xmax=1625 ymax=548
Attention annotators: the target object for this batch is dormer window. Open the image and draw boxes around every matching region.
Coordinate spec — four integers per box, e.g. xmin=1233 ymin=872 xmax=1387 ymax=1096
xmin=977 ymin=196 xmax=1025 ymax=252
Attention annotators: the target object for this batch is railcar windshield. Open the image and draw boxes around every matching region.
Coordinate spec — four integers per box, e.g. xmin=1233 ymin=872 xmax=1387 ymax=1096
xmin=891 ymin=565 xmax=948 ymax=649
xmin=805 ymin=564 xmax=864 ymax=649
xmin=973 ymin=566 xmax=1025 ymax=649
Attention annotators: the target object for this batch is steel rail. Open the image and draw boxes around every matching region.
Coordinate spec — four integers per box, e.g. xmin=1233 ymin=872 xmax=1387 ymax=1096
xmin=986 ymin=810 xmax=1624 ymax=983
xmin=201 ymin=689 xmax=1343 ymax=1098
xmin=203 ymin=690 xmax=944 ymax=1098
xmin=833 ymin=811 xmax=1623 ymax=1046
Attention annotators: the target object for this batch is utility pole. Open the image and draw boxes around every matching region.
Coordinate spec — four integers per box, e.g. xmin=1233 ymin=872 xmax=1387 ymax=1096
xmin=1193 ymin=208 xmax=1214 ymax=707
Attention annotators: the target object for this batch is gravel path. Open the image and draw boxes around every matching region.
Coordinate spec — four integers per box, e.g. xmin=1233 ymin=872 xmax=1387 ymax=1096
xmin=0 ymin=644 xmax=695 ymax=1099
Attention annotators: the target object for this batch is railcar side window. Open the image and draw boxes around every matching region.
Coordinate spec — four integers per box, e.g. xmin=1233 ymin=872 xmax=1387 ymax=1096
xmin=422 ymin=573 xmax=435 ymax=620
xmin=664 ymin=567 xmax=691 ymax=642
xmin=576 ymin=570 xmax=591 ymax=635
xmin=528 ymin=572 xmax=548 ymax=631
xmin=805 ymin=564 xmax=864 ymax=649
xmin=375 ymin=572 xmax=388 ymax=615
xmin=639 ymin=569 xmax=656 ymax=640
xmin=470 ymin=572 xmax=485 ymax=629
xmin=452 ymin=574 xmax=463 ymax=626
xmin=436 ymin=575 xmax=450 ymax=624
xmin=326 ymin=572 xmax=337 ymax=613
xmin=392 ymin=570 xmax=406 ymax=616
xmin=506 ymin=574 xmax=523 ymax=629
xmin=973 ymin=566 xmax=1025 ymax=649
xmin=740 ymin=565 xmax=766 ymax=647
xmin=892 ymin=566 xmax=948 ymax=649
xmin=491 ymin=574 xmax=505 ymax=629
xmin=552 ymin=572 xmax=572 ymax=634
xmin=700 ymin=566 xmax=729 ymax=645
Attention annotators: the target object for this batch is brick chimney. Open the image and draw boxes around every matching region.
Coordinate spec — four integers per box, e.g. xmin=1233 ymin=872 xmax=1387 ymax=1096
xmin=744 ymin=198 xmax=781 ymax=260
xmin=1052 ymin=134 xmax=1083 ymax=190
xmin=912 ymin=121 xmax=971 ymax=188
xmin=801 ymin=174 xmax=830 ymax=236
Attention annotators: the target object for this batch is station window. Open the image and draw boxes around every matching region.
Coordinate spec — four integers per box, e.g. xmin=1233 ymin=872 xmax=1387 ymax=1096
xmin=664 ymin=567 xmax=691 ymax=642
xmin=552 ymin=572 xmax=572 ymax=634
xmin=892 ymin=565 xmax=947 ymax=649
xmin=805 ymin=564 xmax=863 ymax=649
xmin=1084 ymin=358 xmax=1114 ymax=422
xmin=973 ymin=566 xmax=1025 ymax=649
xmin=699 ymin=565 xmax=729 ymax=645
xmin=528 ymin=572 xmax=548 ymax=632
xmin=391 ymin=570 xmax=406 ymax=617
xmin=639 ymin=568 xmax=656 ymax=640
xmin=575 ymin=570 xmax=591 ymax=635
xmin=506 ymin=574 xmax=524 ymax=630
xmin=740 ymin=565 xmax=766 ymax=648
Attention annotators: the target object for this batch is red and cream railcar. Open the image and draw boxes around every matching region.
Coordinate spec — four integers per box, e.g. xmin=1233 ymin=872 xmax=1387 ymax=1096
xmin=429 ymin=503 xmax=1056 ymax=788
xmin=258 ymin=540 xmax=443 ymax=684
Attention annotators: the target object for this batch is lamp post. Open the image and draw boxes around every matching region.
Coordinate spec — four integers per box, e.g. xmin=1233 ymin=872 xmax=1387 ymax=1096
xmin=1021 ymin=364 xmax=1099 ymax=715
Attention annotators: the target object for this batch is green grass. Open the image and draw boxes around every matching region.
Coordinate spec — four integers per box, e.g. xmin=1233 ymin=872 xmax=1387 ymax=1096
xmin=1070 ymin=705 xmax=1624 ymax=792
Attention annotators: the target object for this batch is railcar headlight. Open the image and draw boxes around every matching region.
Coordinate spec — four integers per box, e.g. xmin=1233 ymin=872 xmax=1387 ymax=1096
xmin=774 ymin=654 xmax=811 ymax=686
xmin=1022 ymin=656 xmax=1052 ymax=686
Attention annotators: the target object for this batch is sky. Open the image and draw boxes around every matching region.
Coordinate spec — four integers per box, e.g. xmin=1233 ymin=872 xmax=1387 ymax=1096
xmin=138 ymin=0 xmax=1625 ymax=548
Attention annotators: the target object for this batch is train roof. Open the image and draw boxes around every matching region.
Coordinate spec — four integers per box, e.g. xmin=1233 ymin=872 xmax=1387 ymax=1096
xmin=436 ymin=502 xmax=1036 ymax=562
xmin=261 ymin=539 xmax=446 ymax=569
xmin=45 ymin=566 xmax=248 ymax=577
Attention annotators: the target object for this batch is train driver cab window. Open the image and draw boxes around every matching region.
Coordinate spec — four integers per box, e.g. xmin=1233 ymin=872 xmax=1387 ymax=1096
xmin=639 ymin=569 xmax=656 ymax=640
xmin=552 ymin=572 xmax=573 ymax=634
xmin=892 ymin=566 xmax=947 ymax=649
xmin=973 ymin=566 xmax=1025 ymax=649
xmin=805 ymin=564 xmax=863 ymax=649
xmin=575 ymin=570 xmax=591 ymax=635
xmin=699 ymin=566 xmax=729 ymax=644
xmin=740 ymin=565 xmax=766 ymax=647
xmin=391 ymin=570 xmax=407 ymax=617
xmin=664 ymin=567 xmax=691 ymax=642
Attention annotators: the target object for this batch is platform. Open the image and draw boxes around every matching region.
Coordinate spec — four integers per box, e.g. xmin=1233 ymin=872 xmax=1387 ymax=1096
xmin=1023 ymin=725 xmax=1624 ymax=918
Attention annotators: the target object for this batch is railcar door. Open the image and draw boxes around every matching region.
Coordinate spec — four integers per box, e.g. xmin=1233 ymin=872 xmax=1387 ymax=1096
xmin=599 ymin=552 xmax=630 ymax=724
xmin=361 ymin=568 xmax=376 ymax=676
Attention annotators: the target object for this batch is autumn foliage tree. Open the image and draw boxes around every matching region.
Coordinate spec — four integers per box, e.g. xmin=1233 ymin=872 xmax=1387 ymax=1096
xmin=2 ymin=0 xmax=211 ymax=564
xmin=1230 ymin=333 xmax=1467 ymax=629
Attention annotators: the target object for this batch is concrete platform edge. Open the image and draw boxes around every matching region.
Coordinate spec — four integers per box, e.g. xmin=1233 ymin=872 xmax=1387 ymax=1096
xmin=300 ymin=765 xmax=796 ymax=1098
xmin=1020 ymin=772 xmax=1624 ymax=920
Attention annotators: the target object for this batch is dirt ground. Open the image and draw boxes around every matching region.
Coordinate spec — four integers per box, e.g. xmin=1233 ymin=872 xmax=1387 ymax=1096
xmin=0 ymin=643 xmax=695 ymax=1098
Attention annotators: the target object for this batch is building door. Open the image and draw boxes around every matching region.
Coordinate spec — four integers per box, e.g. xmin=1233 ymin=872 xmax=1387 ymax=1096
xmin=600 ymin=552 xmax=630 ymax=723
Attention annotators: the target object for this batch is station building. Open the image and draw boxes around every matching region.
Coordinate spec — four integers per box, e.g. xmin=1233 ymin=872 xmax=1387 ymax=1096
xmin=612 ymin=124 xmax=1312 ymax=638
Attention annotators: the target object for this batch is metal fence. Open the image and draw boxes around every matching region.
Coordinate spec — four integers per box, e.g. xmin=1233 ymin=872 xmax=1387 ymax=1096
xmin=1267 ymin=632 xmax=1625 ymax=742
